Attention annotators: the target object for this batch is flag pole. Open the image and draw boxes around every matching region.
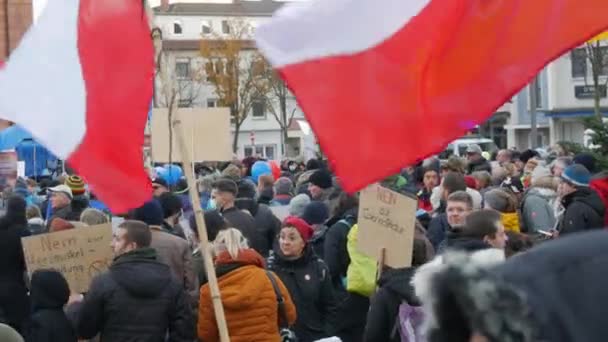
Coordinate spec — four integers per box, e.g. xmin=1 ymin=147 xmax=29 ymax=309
xmin=145 ymin=2 xmax=230 ymax=341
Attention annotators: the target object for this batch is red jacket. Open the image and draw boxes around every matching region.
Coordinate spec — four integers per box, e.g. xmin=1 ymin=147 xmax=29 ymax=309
xmin=590 ymin=176 xmax=608 ymax=227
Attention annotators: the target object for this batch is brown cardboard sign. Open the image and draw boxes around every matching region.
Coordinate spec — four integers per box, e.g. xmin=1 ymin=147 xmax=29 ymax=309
xmin=21 ymin=224 xmax=114 ymax=293
xmin=357 ymin=184 xmax=417 ymax=268
xmin=151 ymin=108 xmax=232 ymax=163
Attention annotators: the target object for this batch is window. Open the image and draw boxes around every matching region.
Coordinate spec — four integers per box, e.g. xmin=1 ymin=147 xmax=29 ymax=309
xmin=173 ymin=22 xmax=183 ymax=35
xmin=201 ymin=20 xmax=212 ymax=35
xmin=529 ymin=78 xmax=542 ymax=109
xmin=252 ymin=99 xmax=266 ymax=118
xmin=571 ymin=48 xmax=587 ymax=78
xmin=221 ymin=20 xmax=231 ymax=34
xmin=244 ymin=144 xmax=276 ymax=159
xmin=206 ymin=99 xmax=218 ymax=108
xmin=175 ymin=58 xmax=191 ymax=79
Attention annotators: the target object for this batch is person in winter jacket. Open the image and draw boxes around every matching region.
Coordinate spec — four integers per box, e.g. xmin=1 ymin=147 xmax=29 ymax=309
xmin=271 ymin=177 xmax=294 ymax=206
xmin=289 ymin=194 xmax=311 ymax=217
xmin=257 ymin=174 xmax=275 ymax=205
xmin=590 ymin=171 xmax=608 ymax=227
xmin=158 ymin=192 xmax=187 ymax=239
xmin=520 ymin=171 xmax=558 ymax=233
xmin=26 ymin=270 xmax=77 ymax=342
xmin=67 ymin=220 xmax=195 ymax=342
xmin=211 ymin=179 xmax=260 ymax=252
xmin=235 ymin=180 xmax=282 ymax=258
xmin=427 ymin=174 xmax=470 ymax=250
xmin=302 ymin=201 xmax=330 ymax=258
xmin=0 ymin=196 xmax=31 ymax=334
xmin=65 ymin=175 xmax=89 ymax=221
xmin=45 ymin=184 xmax=73 ymax=229
xmin=413 ymin=231 xmax=608 ymax=342
xmin=198 ymin=228 xmax=296 ymax=342
xmin=26 ymin=205 xmax=45 ymax=235
xmin=308 ymin=169 xmax=334 ymax=202
xmin=268 ymin=217 xmax=338 ymax=342
xmin=363 ymin=238 xmax=432 ymax=342
xmin=466 ymin=144 xmax=492 ymax=174
xmin=190 ymin=210 xmax=229 ymax=285
xmin=484 ymin=188 xmax=521 ymax=233
xmin=446 ymin=209 xmax=508 ymax=252
xmin=417 ymin=168 xmax=440 ymax=212
xmin=557 ymin=164 xmax=606 ymax=235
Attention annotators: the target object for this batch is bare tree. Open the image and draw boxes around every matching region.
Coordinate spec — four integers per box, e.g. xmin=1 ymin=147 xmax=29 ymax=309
xmin=584 ymin=40 xmax=608 ymax=119
xmin=200 ymin=18 xmax=270 ymax=153
xmin=257 ymin=64 xmax=298 ymax=156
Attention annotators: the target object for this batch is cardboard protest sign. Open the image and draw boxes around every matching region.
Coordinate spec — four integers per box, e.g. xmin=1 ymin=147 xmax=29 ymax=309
xmin=357 ymin=184 xmax=417 ymax=268
xmin=151 ymin=108 xmax=232 ymax=163
xmin=270 ymin=205 xmax=290 ymax=222
xmin=21 ymin=224 xmax=114 ymax=293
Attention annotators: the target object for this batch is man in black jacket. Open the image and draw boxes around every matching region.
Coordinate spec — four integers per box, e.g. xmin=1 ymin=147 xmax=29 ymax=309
xmin=67 ymin=220 xmax=194 ymax=342
xmin=558 ymin=164 xmax=606 ymax=235
xmin=466 ymin=144 xmax=492 ymax=174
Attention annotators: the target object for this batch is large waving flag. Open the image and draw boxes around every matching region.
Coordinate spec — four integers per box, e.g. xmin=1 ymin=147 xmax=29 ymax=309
xmin=0 ymin=0 xmax=154 ymax=212
xmin=256 ymin=0 xmax=608 ymax=193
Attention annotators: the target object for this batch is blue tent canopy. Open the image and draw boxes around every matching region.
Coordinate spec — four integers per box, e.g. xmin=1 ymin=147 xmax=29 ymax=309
xmin=15 ymin=139 xmax=57 ymax=177
xmin=0 ymin=125 xmax=33 ymax=151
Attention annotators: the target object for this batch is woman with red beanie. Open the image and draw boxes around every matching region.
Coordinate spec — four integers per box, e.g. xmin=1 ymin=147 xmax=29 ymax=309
xmin=267 ymin=216 xmax=339 ymax=342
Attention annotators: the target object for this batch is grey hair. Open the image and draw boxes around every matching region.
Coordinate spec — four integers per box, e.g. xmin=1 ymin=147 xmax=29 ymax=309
xmin=213 ymin=228 xmax=249 ymax=260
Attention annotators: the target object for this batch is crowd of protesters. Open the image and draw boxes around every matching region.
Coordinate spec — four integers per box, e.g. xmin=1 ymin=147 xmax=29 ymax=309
xmin=0 ymin=142 xmax=607 ymax=341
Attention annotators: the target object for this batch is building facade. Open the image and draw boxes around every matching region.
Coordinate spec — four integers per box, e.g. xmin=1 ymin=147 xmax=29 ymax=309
xmin=153 ymin=0 xmax=314 ymax=160
xmin=506 ymin=44 xmax=608 ymax=150
xmin=0 ymin=0 xmax=32 ymax=60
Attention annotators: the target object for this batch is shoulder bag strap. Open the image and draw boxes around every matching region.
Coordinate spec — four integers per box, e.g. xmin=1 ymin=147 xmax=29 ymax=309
xmin=265 ymin=270 xmax=289 ymax=329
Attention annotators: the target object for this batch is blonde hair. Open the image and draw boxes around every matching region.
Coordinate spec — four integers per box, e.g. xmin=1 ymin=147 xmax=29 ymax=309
xmin=213 ymin=228 xmax=249 ymax=260
xmin=26 ymin=205 xmax=41 ymax=220
xmin=80 ymin=208 xmax=109 ymax=226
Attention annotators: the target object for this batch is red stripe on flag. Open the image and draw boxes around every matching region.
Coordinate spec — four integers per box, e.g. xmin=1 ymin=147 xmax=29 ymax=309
xmin=69 ymin=0 xmax=154 ymax=213
xmin=278 ymin=0 xmax=608 ymax=193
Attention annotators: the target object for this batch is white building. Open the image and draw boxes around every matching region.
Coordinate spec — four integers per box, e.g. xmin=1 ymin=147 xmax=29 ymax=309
xmin=152 ymin=0 xmax=315 ymax=160
xmin=505 ymin=45 xmax=608 ymax=150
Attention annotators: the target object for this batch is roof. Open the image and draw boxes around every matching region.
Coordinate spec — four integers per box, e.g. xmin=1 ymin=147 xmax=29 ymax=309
xmin=154 ymin=1 xmax=285 ymax=17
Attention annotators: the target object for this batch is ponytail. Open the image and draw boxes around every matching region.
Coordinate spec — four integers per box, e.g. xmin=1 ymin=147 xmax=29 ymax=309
xmin=213 ymin=228 xmax=249 ymax=260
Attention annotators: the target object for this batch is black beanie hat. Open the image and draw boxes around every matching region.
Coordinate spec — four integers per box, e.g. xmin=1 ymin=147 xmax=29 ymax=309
xmin=309 ymin=170 xmax=333 ymax=189
xmin=302 ymin=201 xmax=330 ymax=225
xmin=130 ymin=199 xmax=164 ymax=226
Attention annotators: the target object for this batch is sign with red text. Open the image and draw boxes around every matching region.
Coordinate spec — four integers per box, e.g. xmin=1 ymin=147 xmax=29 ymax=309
xmin=21 ymin=224 xmax=114 ymax=293
xmin=357 ymin=184 xmax=417 ymax=268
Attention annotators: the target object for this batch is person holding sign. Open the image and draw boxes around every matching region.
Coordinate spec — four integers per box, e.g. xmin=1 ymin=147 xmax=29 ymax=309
xmin=67 ymin=220 xmax=195 ymax=342
xmin=268 ymin=217 xmax=338 ymax=342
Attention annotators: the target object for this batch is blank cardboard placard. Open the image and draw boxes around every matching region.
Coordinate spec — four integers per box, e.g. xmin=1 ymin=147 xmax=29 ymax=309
xmin=151 ymin=108 xmax=232 ymax=162
xmin=357 ymin=184 xmax=417 ymax=268
xmin=21 ymin=224 xmax=114 ymax=293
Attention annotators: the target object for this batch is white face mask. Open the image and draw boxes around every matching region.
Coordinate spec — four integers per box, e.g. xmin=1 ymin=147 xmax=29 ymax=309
xmin=289 ymin=165 xmax=297 ymax=172
xmin=207 ymin=198 xmax=217 ymax=210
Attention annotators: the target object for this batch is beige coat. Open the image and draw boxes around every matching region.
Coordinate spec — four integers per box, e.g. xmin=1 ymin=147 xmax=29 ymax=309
xmin=149 ymin=226 xmax=197 ymax=304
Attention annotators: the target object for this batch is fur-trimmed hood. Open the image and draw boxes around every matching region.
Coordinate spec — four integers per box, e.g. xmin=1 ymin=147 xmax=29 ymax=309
xmin=412 ymin=249 xmax=537 ymax=342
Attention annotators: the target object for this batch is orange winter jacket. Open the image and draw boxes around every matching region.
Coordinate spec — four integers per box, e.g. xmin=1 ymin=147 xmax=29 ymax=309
xmin=198 ymin=249 xmax=296 ymax=342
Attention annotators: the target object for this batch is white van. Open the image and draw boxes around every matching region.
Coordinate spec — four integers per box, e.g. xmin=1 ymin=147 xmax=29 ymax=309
xmin=438 ymin=136 xmax=498 ymax=159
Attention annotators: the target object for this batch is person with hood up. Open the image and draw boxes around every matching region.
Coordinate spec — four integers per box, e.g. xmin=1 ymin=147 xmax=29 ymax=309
xmin=302 ymin=201 xmax=330 ymax=258
xmin=197 ymin=228 xmax=296 ymax=342
xmin=268 ymin=217 xmax=338 ymax=342
xmin=520 ymin=167 xmax=559 ymax=233
xmin=26 ymin=270 xmax=77 ymax=342
xmin=412 ymin=230 xmax=608 ymax=342
xmin=557 ymin=164 xmax=605 ymax=235
xmin=465 ymin=144 xmax=492 ymax=174
xmin=0 ymin=196 xmax=31 ymax=334
xmin=271 ymin=177 xmax=294 ymax=206
xmin=363 ymin=238 xmax=432 ymax=342
xmin=483 ymin=188 xmax=521 ymax=233
xmin=67 ymin=220 xmax=194 ymax=342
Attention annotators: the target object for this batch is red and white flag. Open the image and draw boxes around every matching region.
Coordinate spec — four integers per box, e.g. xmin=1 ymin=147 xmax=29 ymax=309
xmin=0 ymin=0 xmax=154 ymax=212
xmin=256 ymin=0 xmax=608 ymax=193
